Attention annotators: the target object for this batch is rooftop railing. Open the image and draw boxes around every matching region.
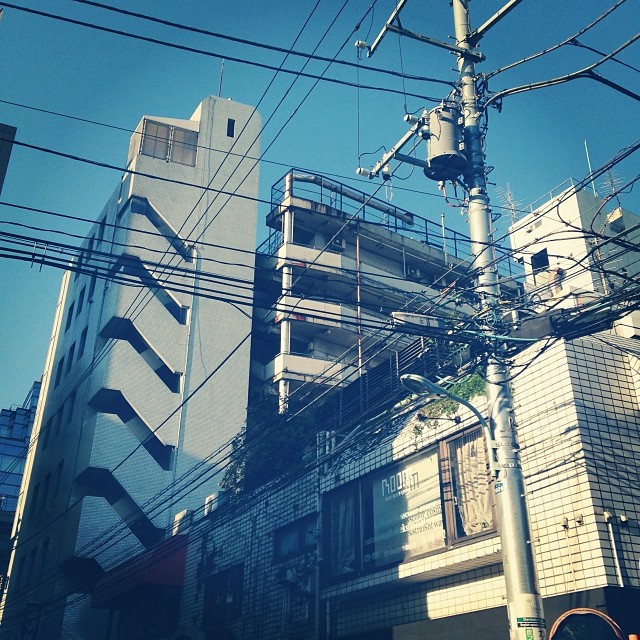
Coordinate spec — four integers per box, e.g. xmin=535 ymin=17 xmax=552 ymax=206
xmin=264 ymin=170 xmax=521 ymax=280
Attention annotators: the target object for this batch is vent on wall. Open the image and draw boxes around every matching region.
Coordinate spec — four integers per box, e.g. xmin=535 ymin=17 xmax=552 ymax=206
xmin=406 ymin=266 xmax=421 ymax=280
xmin=172 ymin=509 xmax=192 ymax=536
xmin=204 ymin=491 xmax=228 ymax=516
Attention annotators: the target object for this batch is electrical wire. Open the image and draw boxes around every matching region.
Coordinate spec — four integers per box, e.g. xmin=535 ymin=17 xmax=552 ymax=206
xmin=484 ymin=0 xmax=629 ymax=80
xmin=2 ymin=0 xmax=340 ymax=571
xmin=484 ymin=32 xmax=640 ymax=110
xmin=1 ymin=96 xmax=549 ymax=218
xmin=0 ymin=2 xmax=446 ymax=103
xmin=69 ymin=0 xmax=454 ymax=87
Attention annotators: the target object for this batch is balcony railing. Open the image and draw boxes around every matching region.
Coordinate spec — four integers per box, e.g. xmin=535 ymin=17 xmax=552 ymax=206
xmin=262 ymin=170 xmax=520 ymax=280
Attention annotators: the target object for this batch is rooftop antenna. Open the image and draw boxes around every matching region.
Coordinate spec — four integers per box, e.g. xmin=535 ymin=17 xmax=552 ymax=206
xmin=218 ymin=59 xmax=225 ymax=97
xmin=584 ymin=140 xmax=598 ymax=196
xmin=496 ymin=183 xmax=520 ymax=224
xmin=599 ymin=169 xmax=625 ymax=208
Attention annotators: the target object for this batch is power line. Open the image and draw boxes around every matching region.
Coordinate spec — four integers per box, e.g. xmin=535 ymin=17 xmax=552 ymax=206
xmin=1 ymin=96 xmax=545 ymax=217
xmin=484 ymin=32 xmax=640 ymax=110
xmin=70 ymin=0 xmax=455 ymax=87
xmin=484 ymin=0 xmax=629 ymax=80
xmin=0 ymin=2 xmax=446 ymax=103
xmin=2 ymin=0 xmax=343 ymax=576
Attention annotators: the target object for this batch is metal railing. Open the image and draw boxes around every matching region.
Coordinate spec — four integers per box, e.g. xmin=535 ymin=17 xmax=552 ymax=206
xmin=266 ymin=170 xmax=520 ymax=279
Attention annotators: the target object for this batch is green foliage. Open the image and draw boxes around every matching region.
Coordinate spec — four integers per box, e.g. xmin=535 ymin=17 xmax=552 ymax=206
xmin=220 ymin=391 xmax=318 ymax=495
xmin=413 ymin=372 xmax=486 ymax=434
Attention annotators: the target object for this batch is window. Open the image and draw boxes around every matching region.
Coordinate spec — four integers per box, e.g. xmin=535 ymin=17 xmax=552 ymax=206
xmin=140 ymin=119 xmax=198 ymax=167
xmin=52 ymin=410 xmax=62 ymax=437
xmin=29 ymin=483 xmax=40 ymax=517
xmin=226 ymin=118 xmax=236 ymax=138
xmin=447 ymin=429 xmax=494 ymax=541
xmin=54 ymin=357 xmax=65 ymax=387
xmin=65 ymin=303 xmax=75 ymax=332
xmin=25 ymin=548 xmax=36 ymax=586
xmin=170 ymin=126 xmax=198 ymax=166
xmin=63 ymin=392 xmax=76 ymax=433
xmin=97 ymin=217 xmax=106 ymax=244
xmin=78 ymin=326 xmax=88 ymax=360
xmin=324 ymin=429 xmax=495 ymax=581
xmin=531 ymin=248 xmax=549 ymax=274
xmin=41 ymin=472 xmax=51 ymax=508
xmin=39 ymin=539 xmax=49 ymax=578
xmin=203 ymin=565 xmax=244 ymax=626
xmin=42 ymin=418 xmax=52 ymax=449
xmin=274 ymin=514 xmax=317 ymax=561
xmin=140 ymin=120 xmax=170 ymax=160
xmin=77 ymin=287 xmax=86 ymax=316
xmin=329 ymin=488 xmax=358 ymax=578
xmin=88 ymin=273 xmax=97 ymax=302
xmin=14 ymin=557 xmax=25 ymax=591
xmin=66 ymin=344 xmax=76 ymax=373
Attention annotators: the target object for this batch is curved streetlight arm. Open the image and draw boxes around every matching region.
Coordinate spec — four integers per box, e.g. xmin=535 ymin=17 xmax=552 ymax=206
xmin=400 ymin=374 xmax=500 ymax=477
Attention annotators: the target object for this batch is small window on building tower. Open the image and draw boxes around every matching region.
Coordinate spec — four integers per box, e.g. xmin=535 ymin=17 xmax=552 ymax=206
xmin=226 ymin=118 xmax=236 ymax=138
xmin=531 ymin=248 xmax=550 ymax=274
xmin=140 ymin=119 xmax=198 ymax=166
xmin=171 ymin=127 xmax=198 ymax=166
xmin=140 ymin=120 xmax=171 ymax=161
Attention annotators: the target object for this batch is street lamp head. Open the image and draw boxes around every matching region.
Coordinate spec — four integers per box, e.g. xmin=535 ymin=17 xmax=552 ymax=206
xmin=400 ymin=374 xmax=445 ymax=399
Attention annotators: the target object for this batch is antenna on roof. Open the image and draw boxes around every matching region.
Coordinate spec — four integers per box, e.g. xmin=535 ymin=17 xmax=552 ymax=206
xmin=584 ymin=140 xmax=598 ymax=197
xmin=218 ymin=59 xmax=225 ymax=97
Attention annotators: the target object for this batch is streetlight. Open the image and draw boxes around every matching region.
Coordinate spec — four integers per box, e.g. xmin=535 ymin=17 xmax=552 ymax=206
xmin=400 ymin=372 xmax=546 ymax=639
xmin=400 ymin=373 xmax=499 ymax=476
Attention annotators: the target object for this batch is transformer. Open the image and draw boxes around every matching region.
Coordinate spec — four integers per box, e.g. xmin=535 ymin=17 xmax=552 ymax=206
xmin=424 ymin=105 xmax=467 ymax=181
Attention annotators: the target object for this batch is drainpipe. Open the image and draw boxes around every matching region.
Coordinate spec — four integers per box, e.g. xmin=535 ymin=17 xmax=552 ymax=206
xmin=279 ymin=173 xmax=294 ymax=413
xmin=603 ymin=511 xmax=624 ymax=587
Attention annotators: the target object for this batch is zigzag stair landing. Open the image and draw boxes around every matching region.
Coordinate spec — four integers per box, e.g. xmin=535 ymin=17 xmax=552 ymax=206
xmin=88 ymin=388 xmax=174 ymax=470
xmin=99 ymin=317 xmax=182 ymax=393
xmin=75 ymin=466 xmax=164 ymax=549
xmin=109 ymin=254 xmax=190 ymax=324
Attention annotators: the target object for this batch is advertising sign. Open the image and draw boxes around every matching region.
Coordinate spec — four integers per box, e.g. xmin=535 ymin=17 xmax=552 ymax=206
xmin=363 ymin=450 xmax=445 ymax=568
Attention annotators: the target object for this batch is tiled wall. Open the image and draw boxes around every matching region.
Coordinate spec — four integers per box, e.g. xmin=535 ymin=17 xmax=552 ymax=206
xmin=181 ymin=332 xmax=640 ymax=639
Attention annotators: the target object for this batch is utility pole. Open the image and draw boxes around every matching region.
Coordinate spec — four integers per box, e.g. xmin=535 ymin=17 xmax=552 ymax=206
xmin=357 ymin=1 xmax=546 ymax=638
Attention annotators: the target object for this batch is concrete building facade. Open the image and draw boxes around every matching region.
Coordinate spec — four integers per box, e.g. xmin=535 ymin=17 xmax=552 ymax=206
xmin=109 ymin=184 xmax=638 ymax=639
xmin=0 ymin=96 xmax=261 ymax=639
xmin=4 ymin=117 xmax=640 ymax=640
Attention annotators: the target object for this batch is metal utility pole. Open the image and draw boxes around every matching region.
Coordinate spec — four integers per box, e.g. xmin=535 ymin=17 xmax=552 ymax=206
xmin=358 ymin=1 xmax=546 ymax=638
xmin=452 ymin=5 xmax=546 ymax=637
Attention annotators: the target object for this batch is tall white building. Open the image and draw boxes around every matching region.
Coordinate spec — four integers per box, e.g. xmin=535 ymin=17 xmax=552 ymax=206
xmin=0 ymin=96 xmax=261 ymax=640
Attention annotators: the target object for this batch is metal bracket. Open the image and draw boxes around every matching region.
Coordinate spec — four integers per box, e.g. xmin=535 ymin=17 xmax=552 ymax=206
xmin=358 ymin=115 xmax=428 ymax=179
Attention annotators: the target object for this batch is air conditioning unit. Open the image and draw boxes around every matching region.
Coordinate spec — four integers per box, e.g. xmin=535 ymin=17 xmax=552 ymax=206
xmin=406 ymin=266 xmax=421 ymax=280
xmin=329 ymin=237 xmax=346 ymax=251
xmin=204 ymin=491 xmax=228 ymax=516
xmin=276 ymin=567 xmax=298 ymax=584
xmin=172 ymin=509 xmax=192 ymax=536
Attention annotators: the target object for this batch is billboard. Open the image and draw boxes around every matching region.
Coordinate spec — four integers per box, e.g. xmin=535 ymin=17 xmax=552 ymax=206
xmin=362 ymin=449 xmax=445 ymax=569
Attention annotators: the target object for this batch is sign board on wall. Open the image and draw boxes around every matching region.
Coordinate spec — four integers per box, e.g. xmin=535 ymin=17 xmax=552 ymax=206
xmin=363 ymin=449 xmax=445 ymax=568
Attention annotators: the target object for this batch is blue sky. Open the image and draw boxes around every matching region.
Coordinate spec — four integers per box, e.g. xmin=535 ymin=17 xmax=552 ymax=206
xmin=0 ymin=0 xmax=638 ymax=408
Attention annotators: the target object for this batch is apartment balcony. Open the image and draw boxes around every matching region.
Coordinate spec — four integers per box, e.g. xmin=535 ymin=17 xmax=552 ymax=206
xmin=265 ymin=352 xmax=358 ymax=386
xmin=266 ymin=295 xmax=388 ymax=340
xmin=274 ymin=243 xmax=443 ymax=304
xmin=276 ymin=242 xmax=344 ymax=274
